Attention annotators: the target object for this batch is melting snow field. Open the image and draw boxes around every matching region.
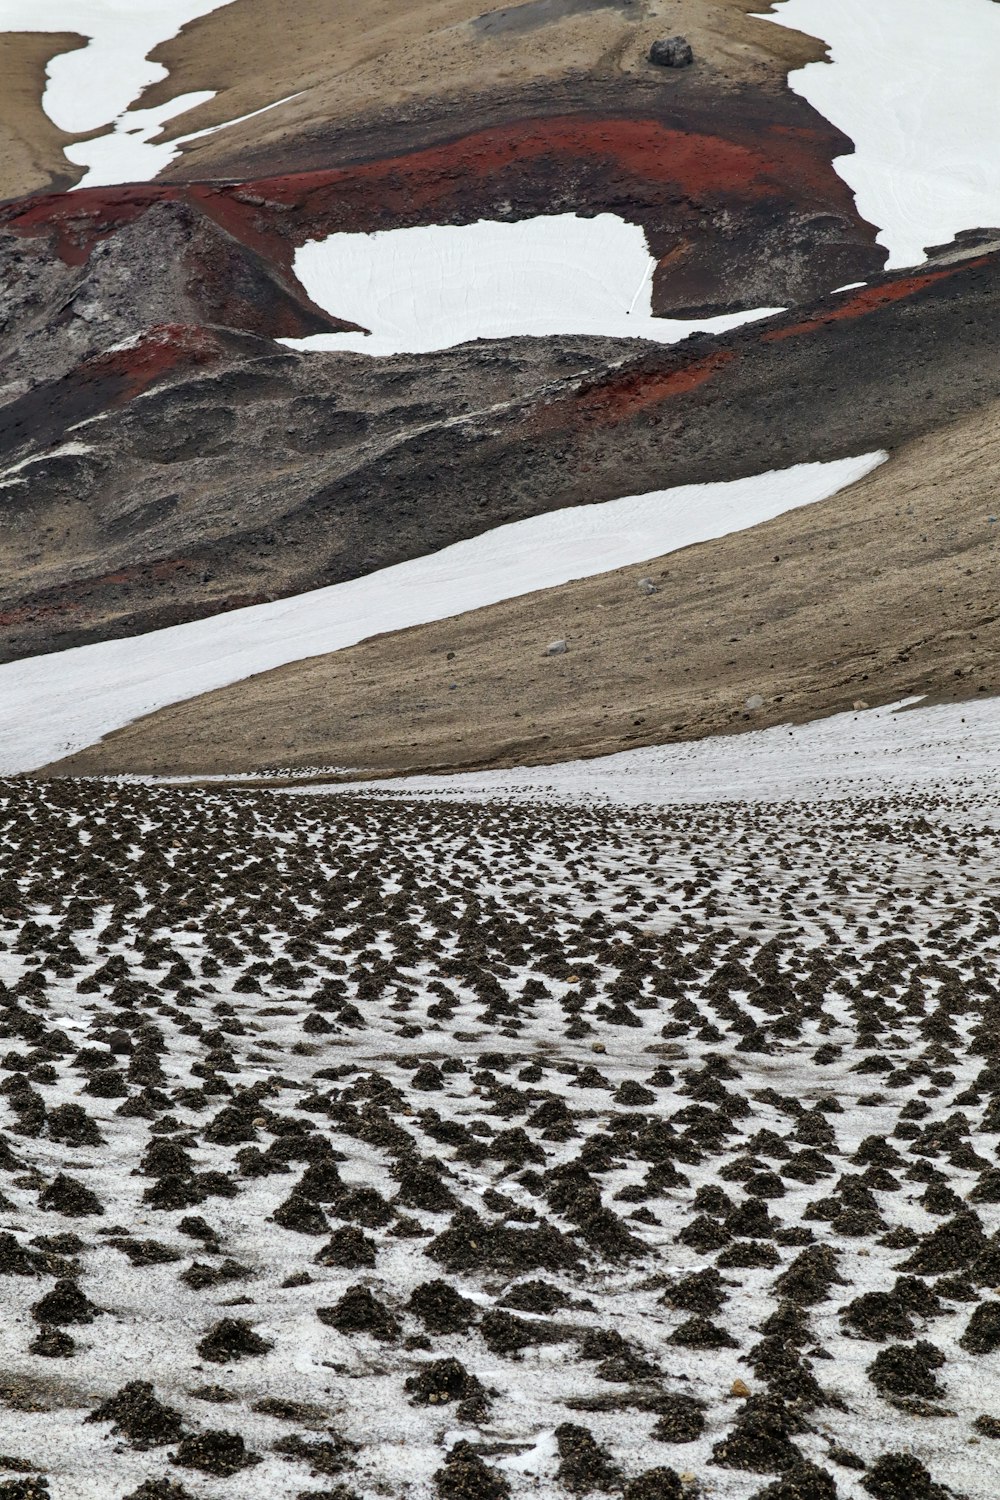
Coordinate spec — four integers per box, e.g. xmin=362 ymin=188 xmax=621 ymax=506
xmin=762 ymin=0 xmax=1000 ymax=269
xmin=342 ymin=695 xmax=1000 ymax=812
xmin=0 ymin=0 xmax=237 ymax=187
xmin=0 ymin=455 xmax=883 ymax=775
xmin=2 ymin=737 xmax=1000 ymax=1499
xmin=282 ymin=215 xmax=785 ymax=356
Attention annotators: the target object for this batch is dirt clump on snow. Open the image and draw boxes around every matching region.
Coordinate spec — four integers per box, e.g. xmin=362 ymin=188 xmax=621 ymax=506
xmin=408 ymin=1279 xmax=479 ymax=1333
xmin=85 ymin=1382 xmax=186 ymax=1448
xmin=861 ymin=1452 xmax=956 ymax=1500
xmin=170 ymin=1429 xmax=259 ymax=1476
xmin=317 ymin=1286 xmax=401 ymax=1340
xmin=553 ymin=1423 xmax=623 ymax=1493
xmin=196 ymin=1318 xmax=274 ymax=1364
xmin=866 ymin=1341 xmax=946 ymax=1401
xmin=434 ymin=1439 xmax=510 ymax=1500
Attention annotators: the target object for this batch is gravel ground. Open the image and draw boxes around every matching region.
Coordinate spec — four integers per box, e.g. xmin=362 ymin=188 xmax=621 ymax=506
xmin=0 ymin=774 xmax=999 ymax=1499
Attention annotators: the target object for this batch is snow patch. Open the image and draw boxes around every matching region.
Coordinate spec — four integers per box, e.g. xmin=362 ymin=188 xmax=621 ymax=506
xmin=761 ymin=0 xmax=1000 ymax=269
xmin=347 ymin=694 xmax=1000 ymax=809
xmin=0 ymin=453 xmax=884 ymax=773
xmin=0 ymin=0 xmax=237 ymax=187
xmin=0 ymin=441 xmax=93 ymax=489
xmin=281 ymin=214 xmax=784 ymax=356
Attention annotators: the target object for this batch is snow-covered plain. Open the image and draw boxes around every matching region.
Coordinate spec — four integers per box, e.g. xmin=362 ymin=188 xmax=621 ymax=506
xmin=0 ymin=0 xmax=236 ymax=187
xmin=0 ymin=454 xmax=884 ymax=775
xmin=281 ymin=215 xmax=785 ymax=356
xmin=762 ymin=0 xmax=1000 ymax=269
xmin=338 ymin=694 xmax=1000 ymax=811
xmin=1 ymin=766 xmax=999 ymax=1499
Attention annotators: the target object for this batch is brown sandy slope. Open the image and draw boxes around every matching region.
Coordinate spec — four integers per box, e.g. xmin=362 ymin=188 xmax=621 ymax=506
xmin=0 ymin=31 xmax=87 ymax=202
xmin=146 ymin=0 xmax=824 ymax=178
xmin=50 ymin=401 xmax=1000 ymax=780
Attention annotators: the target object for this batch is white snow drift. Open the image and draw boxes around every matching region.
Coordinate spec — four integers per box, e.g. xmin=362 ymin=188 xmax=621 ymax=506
xmin=762 ymin=0 xmax=1000 ymax=269
xmin=282 ymin=214 xmax=784 ymax=356
xmin=0 ymin=453 xmax=884 ymax=774
xmin=352 ymin=694 xmax=1000 ymax=810
xmin=0 ymin=0 xmax=237 ymax=187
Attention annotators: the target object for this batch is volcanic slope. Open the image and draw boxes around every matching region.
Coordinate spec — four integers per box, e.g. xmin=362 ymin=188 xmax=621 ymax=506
xmin=1 ymin=760 xmax=999 ymax=1497
xmin=3 ymin=239 xmax=999 ymax=667
xmin=51 ymin=396 xmax=1000 ymax=781
xmin=143 ymin=0 xmax=829 ymax=180
xmin=0 ymin=0 xmax=896 ymax=673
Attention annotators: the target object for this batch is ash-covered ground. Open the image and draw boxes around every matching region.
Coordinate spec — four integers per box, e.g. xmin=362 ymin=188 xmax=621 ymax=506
xmin=1 ymin=777 xmax=999 ymax=1500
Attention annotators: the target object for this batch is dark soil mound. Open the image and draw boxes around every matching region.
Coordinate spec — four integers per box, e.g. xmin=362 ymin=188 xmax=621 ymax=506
xmin=959 ymin=1301 xmax=1000 ymax=1354
xmin=668 ymin=1316 xmax=738 ymax=1349
xmin=774 ymin=1248 xmax=844 ymax=1305
xmin=86 ymin=1381 xmax=185 ymax=1447
xmin=122 ymin=1480 xmax=196 ymax=1500
xmin=47 ymin=1104 xmax=103 ymax=1147
xmin=744 ymin=1337 xmax=825 ymax=1407
xmin=115 ymin=1238 xmax=183 ymax=1268
xmin=395 ymin=1165 xmax=458 ymax=1214
xmin=196 ymin=1318 xmax=274 ymax=1363
xmin=867 ymin=1341 xmax=945 ymax=1399
xmin=0 ymin=1480 xmax=50 ymax=1500
xmin=711 ymin=1396 xmax=805 ymax=1473
xmin=576 ymin=1328 xmax=659 ymax=1382
xmin=650 ymin=1393 xmax=705 ymax=1443
xmin=314 ymin=1227 xmax=377 ymax=1268
xmin=898 ymin=1213 xmax=986 ymax=1275
xmin=750 ymin=1462 xmax=839 ymax=1500
xmin=30 ymin=1279 xmax=98 ymax=1325
xmin=427 ymin=1209 xmax=579 ymax=1274
xmin=28 ymin=1327 xmax=75 ymax=1357
xmin=500 ymin=1280 xmax=571 ymax=1314
xmin=840 ymin=1292 xmax=915 ymax=1342
xmin=0 ymin=1233 xmax=40 ymax=1277
xmin=434 ymin=1440 xmax=510 ymax=1500
xmin=660 ymin=1269 xmax=727 ymax=1315
xmin=272 ymin=1192 xmax=329 ymax=1235
xmin=179 ymin=1258 xmax=249 ymax=1289
xmin=38 ymin=1174 xmax=103 ymax=1217
xmin=296 ymin=1160 xmax=346 ymax=1202
xmin=171 ymin=1430 xmax=259 ymax=1476
xmin=332 ymin=1186 xmax=394 ymax=1227
xmin=480 ymin=1309 xmax=564 ymax=1356
xmin=862 ymin=1452 xmax=954 ymax=1499
xmin=554 ymin=1424 xmax=622 ymax=1494
xmin=405 ymin=1358 xmax=489 ymax=1421
xmin=622 ymin=1467 xmax=682 ymax=1500
xmin=273 ymin=1432 xmax=356 ymax=1475
xmin=317 ymin=1287 xmax=400 ymax=1341
xmin=408 ymin=1279 xmax=478 ymax=1333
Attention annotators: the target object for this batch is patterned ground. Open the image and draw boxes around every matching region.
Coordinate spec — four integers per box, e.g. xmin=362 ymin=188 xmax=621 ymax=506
xmin=1 ymin=777 xmax=999 ymax=1499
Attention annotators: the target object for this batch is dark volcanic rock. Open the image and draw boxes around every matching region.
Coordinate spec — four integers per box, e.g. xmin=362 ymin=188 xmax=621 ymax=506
xmin=649 ymin=37 xmax=693 ymax=68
